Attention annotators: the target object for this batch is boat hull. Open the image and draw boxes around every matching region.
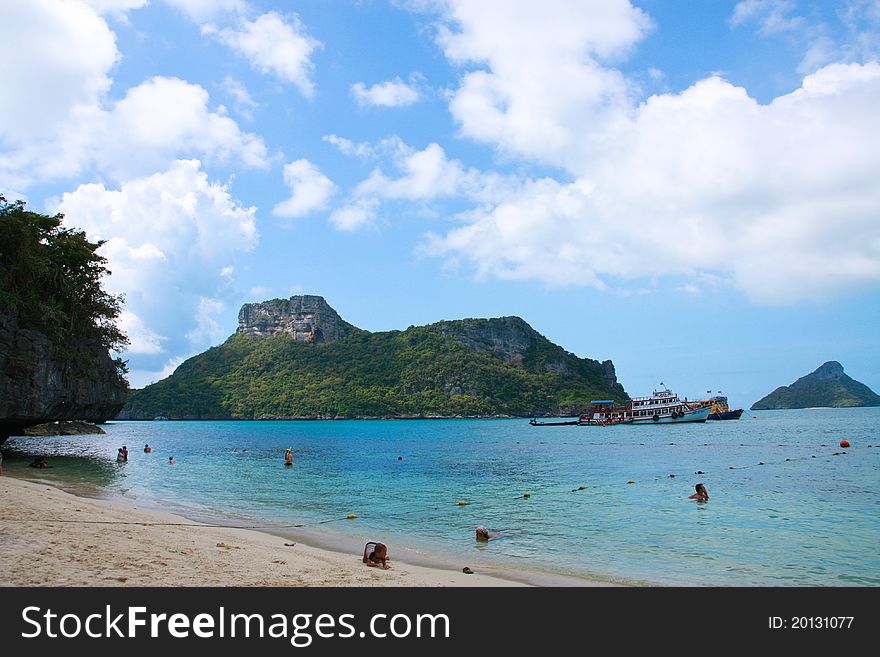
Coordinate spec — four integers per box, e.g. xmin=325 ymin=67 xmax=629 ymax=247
xmin=708 ymin=409 xmax=743 ymax=420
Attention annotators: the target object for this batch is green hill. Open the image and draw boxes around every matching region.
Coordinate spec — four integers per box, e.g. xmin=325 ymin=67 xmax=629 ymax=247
xmin=751 ymin=361 xmax=880 ymax=410
xmin=119 ymin=296 xmax=627 ymax=419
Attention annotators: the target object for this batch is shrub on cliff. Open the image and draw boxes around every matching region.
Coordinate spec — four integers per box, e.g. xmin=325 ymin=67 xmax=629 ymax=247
xmin=0 ymin=195 xmax=128 ymax=373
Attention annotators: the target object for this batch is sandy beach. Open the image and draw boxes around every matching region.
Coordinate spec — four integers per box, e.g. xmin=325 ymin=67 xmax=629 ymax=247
xmin=0 ymin=476 xmax=524 ymax=587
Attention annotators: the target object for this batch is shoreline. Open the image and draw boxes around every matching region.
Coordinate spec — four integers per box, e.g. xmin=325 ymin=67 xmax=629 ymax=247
xmin=0 ymin=475 xmax=609 ymax=587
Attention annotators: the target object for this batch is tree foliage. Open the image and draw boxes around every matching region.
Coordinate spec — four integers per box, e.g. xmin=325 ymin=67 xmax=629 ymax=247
xmin=0 ymin=195 xmax=128 ymax=371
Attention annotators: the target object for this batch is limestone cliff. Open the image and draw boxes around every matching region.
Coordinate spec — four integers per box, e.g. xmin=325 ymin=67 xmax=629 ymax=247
xmin=0 ymin=312 xmax=127 ymax=441
xmin=237 ymin=295 xmax=355 ymax=343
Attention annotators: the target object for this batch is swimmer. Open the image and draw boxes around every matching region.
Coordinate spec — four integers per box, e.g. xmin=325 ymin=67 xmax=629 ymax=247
xmin=117 ymin=448 xmax=125 ymax=463
xmin=476 ymin=526 xmax=498 ymax=542
xmin=688 ymin=483 xmax=709 ymax=500
xmin=363 ymin=541 xmax=390 ymax=569
xmin=144 ymin=444 xmax=152 ymax=453
xmin=168 ymin=456 xmax=175 ymax=465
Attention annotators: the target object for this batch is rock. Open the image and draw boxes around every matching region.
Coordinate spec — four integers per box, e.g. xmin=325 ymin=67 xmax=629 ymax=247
xmin=0 ymin=312 xmax=127 ymax=441
xmin=237 ymin=295 xmax=354 ymax=343
xmin=23 ymin=421 xmax=106 ymax=436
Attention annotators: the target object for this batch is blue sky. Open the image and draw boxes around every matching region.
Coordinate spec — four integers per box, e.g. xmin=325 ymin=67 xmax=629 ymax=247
xmin=3 ymin=0 xmax=879 ymax=407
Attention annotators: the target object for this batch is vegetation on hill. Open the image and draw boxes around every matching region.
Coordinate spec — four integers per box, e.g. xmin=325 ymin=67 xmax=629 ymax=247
xmin=751 ymin=361 xmax=880 ymax=409
xmin=0 ymin=195 xmax=128 ymax=373
xmin=122 ymin=317 xmax=627 ymax=419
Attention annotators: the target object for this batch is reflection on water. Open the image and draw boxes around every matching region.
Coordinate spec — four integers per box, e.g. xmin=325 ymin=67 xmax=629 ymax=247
xmin=3 ymin=408 xmax=879 ymax=586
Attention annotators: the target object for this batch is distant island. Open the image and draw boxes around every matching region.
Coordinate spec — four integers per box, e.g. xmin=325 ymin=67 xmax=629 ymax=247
xmin=751 ymin=361 xmax=880 ymax=410
xmin=119 ymin=295 xmax=628 ymax=420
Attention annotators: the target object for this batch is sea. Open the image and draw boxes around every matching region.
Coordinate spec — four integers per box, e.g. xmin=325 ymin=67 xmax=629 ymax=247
xmin=3 ymin=408 xmax=879 ymax=586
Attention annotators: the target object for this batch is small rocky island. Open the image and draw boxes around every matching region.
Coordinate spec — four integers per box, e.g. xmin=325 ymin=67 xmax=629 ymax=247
xmin=120 ymin=295 xmax=628 ymax=420
xmin=751 ymin=361 xmax=880 ymax=410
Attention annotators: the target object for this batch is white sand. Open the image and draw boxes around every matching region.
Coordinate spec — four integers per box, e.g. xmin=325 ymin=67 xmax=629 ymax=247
xmin=0 ymin=476 xmax=525 ymax=587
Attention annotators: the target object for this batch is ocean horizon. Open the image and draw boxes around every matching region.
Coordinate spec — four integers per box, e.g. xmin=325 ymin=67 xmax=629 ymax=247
xmin=3 ymin=407 xmax=879 ymax=586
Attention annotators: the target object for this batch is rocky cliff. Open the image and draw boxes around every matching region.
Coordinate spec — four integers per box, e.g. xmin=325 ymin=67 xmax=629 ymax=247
xmin=0 ymin=312 xmax=127 ymax=441
xmin=237 ymin=295 xmax=354 ymax=343
xmin=751 ymin=361 xmax=880 ymax=410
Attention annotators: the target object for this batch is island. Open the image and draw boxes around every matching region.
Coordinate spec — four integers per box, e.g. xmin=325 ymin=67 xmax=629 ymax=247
xmin=751 ymin=361 xmax=880 ymax=410
xmin=119 ymin=295 xmax=628 ymax=420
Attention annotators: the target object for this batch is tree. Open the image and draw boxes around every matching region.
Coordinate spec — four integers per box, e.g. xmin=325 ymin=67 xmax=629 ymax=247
xmin=0 ymin=195 xmax=128 ymax=373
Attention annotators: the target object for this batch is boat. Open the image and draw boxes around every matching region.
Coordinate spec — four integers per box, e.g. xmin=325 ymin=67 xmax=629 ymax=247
xmin=578 ymin=386 xmax=711 ymax=425
xmin=529 ymin=418 xmax=581 ymax=426
xmin=690 ymin=393 xmax=744 ymax=420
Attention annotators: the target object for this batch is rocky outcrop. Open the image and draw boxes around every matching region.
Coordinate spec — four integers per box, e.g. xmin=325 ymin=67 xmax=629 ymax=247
xmin=237 ymin=295 xmax=355 ymax=343
xmin=0 ymin=312 xmax=127 ymax=441
xmin=751 ymin=361 xmax=880 ymax=410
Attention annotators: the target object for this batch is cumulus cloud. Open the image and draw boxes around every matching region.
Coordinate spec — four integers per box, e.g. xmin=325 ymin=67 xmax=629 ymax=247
xmin=273 ymin=159 xmax=336 ymax=218
xmin=352 ymin=76 xmax=422 ymax=107
xmin=1 ymin=1 xmax=268 ymax=191
xmin=53 ymin=159 xmax=258 ymax=384
xmin=433 ymin=0 xmax=651 ymax=170
xmin=427 ymin=63 xmax=880 ymax=304
xmin=205 ymin=12 xmax=321 ymax=97
xmin=328 ymin=198 xmax=380 ymax=231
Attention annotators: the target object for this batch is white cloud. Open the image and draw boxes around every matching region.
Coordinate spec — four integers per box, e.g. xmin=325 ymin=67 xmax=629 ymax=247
xmin=352 ymin=76 xmax=421 ymax=107
xmin=249 ymin=286 xmax=270 ymax=299
xmin=53 ymin=159 xmax=258 ymax=376
xmin=1 ymin=0 xmax=269 ymax=190
xmin=434 ymin=0 xmax=651 ymax=170
xmin=128 ymin=356 xmax=185 ymax=389
xmin=730 ymin=0 xmax=803 ymax=34
xmin=328 ymin=198 xmax=380 ymax=231
xmin=427 ymin=63 xmax=880 ymax=304
xmin=162 ymin=0 xmax=244 ymax=22
xmin=205 ymin=12 xmax=321 ymax=97
xmin=117 ymin=310 xmax=165 ymax=354
xmin=186 ymin=297 xmax=227 ymax=346
xmin=221 ymin=75 xmax=259 ymax=120
xmin=322 ymin=134 xmax=374 ymax=158
xmin=273 ymin=159 xmax=336 ymax=218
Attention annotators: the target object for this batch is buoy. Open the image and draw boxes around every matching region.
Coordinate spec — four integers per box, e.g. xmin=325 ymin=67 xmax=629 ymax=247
xmin=840 ymin=439 xmax=850 ymax=448
xmin=346 ymin=513 xmax=357 ymax=520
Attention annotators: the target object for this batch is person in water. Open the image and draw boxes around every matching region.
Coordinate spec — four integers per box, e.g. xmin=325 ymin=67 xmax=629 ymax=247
xmin=29 ymin=457 xmax=50 ymax=469
xmin=117 ymin=448 xmax=126 ymax=463
xmin=363 ymin=541 xmax=390 ymax=569
xmin=284 ymin=448 xmax=293 ymax=466
xmin=168 ymin=456 xmax=175 ymax=465
xmin=475 ymin=526 xmax=498 ymax=541
xmin=689 ymin=483 xmax=709 ymax=500
xmin=144 ymin=444 xmax=152 ymax=453
xmin=122 ymin=446 xmax=128 ymax=461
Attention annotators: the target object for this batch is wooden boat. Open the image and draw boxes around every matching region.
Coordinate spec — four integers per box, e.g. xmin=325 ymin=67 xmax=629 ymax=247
xmin=529 ymin=418 xmax=581 ymax=426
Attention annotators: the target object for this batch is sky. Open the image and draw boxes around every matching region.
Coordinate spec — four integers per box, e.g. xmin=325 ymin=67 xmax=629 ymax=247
xmin=3 ymin=0 xmax=879 ymax=408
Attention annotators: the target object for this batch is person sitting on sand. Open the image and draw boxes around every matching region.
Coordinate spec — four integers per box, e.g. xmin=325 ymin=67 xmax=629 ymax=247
xmin=476 ymin=526 xmax=498 ymax=541
xmin=689 ymin=483 xmax=709 ymax=500
xmin=284 ymin=448 xmax=293 ymax=466
xmin=144 ymin=444 xmax=152 ymax=453
xmin=363 ymin=541 xmax=390 ymax=569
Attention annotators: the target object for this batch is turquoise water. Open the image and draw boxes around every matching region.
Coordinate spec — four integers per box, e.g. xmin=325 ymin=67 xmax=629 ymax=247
xmin=3 ymin=408 xmax=879 ymax=586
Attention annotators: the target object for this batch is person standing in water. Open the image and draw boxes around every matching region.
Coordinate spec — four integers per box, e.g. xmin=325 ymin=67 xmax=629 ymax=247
xmin=284 ymin=448 xmax=293 ymax=466
xmin=689 ymin=483 xmax=709 ymax=500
